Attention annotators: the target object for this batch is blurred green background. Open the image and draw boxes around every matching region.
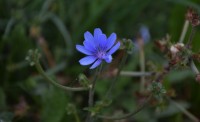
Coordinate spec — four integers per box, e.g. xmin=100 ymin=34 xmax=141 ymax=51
xmin=0 ymin=0 xmax=200 ymax=122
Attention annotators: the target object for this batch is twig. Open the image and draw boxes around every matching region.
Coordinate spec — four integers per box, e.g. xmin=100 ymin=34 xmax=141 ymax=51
xmin=97 ymin=94 xmax=152 ymax=120
xmin=120 ymin=71 xmax=153 ymax=77
xmin=179 ymin=20 xmax=189 ymax=43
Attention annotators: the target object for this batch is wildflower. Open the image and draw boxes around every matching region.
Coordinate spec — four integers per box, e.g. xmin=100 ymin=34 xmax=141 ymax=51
xmin=139 ymin=25 xmax=151 ymax=43
xmin=133 ymin=25 xmax=150 ymax=51
xmin=76 ymin=28 xmax=120 ymax=69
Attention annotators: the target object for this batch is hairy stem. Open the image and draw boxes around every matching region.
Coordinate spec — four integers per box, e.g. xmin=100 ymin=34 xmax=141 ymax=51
xmin=86 ymin=65 xmax=102 ymax=122
xmin=34 ymin=60 xmax=87 ymax=91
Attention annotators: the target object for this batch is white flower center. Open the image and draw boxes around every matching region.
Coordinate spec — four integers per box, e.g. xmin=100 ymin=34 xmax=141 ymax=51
xmin=96 ymin=51 xmax=106 ymax=59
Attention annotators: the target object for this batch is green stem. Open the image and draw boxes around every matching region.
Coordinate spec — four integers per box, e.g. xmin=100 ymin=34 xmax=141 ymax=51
xmin=97 ymin=94 xmax=152 ymax=120
xmin=86 ymin=64 xmax=103 ymax=122
xmin=120 ymin=71 xmax=153 ymax=77
xmin=34 ymin=60 xmax=87 ymax=91
xmin=186 ymin=27 xmax=196 ymax=49
xmin=73 ymin=112 xmax=80 ymax=122
xmin=179 ymin=20 xmax=189 ymax=43
xmin=139 ymin=44 xmax=146 ymax=92
xmin=189 ymin=59 xmax=199 ymax=75
xmin=3 ymin=18 xmax=15 ymax=38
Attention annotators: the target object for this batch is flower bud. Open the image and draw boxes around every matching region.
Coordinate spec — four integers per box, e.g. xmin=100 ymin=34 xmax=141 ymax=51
xmin=170 ymin=43 xmax=184 ymax=56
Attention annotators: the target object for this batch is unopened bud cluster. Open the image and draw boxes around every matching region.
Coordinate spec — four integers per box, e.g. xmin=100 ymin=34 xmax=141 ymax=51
xmin=25 ymin=49 xmax=41 ymax=66
xmin=186 ymin=8 xmax=200 ymax=26
xmin=170 ymin=43 xmax=184 ymax=57
xmin=170 ymin=42 xmax=194 ymax=68
xmin=148 ymin=82 xmax=166 ymax=99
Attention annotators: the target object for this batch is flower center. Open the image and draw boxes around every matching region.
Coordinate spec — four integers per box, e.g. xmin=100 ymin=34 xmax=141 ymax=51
xmin=96 ymin=51 xmax=105 ymax=59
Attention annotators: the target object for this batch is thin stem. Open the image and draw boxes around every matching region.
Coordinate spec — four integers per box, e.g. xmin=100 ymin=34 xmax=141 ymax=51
xmin=3 ymin=18 xmax=15 ymax=38
xmin=184 ymin=25 xmax=200 ymax=75
xmin=179 ymin=20 xmax=190 ymax=43
xmin=39 ymin=0 xmax=54 ymax=18
xmin=105 ymin=53 xmax=128 ymax=98
xmin=139 ymin=44 xmax=146 ymax=92
xmin=168 ymin=98 xmax=199 ymax=122
xmin=31 ymin=61 xmax=66 ymax=81
xmin=34 ymin=60 xmax=87 ymax=91
xmin=86 ymin=65 xmax=102 ymax=122
xmin=89 ymin=65 xmax=102 ymax=107
xmin=190 ymin=59 xmax=199 ymax=75
xmin=73 ymin=112 xmax=80 ymax=122
xmin=97 ymin=94 xmax=152 ymax=120
xmin=120 ymin=71 xmax=153 ymax=77
xmin=186 ymin=27 xmax=196 ymax=49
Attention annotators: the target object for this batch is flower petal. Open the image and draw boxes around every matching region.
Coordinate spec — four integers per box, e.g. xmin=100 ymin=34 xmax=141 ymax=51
xmin=90 ymin=59 xmax=102 ymax=69
xmin=83 ymin=40 xmax=96 ymax=52
xmin=94 ymin=28 xmax=102 ymax=37
xmin=84 ymin=31 xmax=94 ymax=42
xmin=106 ymin=33 xmax=117 ymax=50
xmin=97 ymin=34 xmax=107 ymax=49
xmin=76 ymin=45 xmax=93 ymax=55
xmin=107 ymin=42 xmax=120 ymax=55
xmin=79 ymin=56 xmax=97 ymax=65
xmin=104 ymin=55 xmax=112 ymax=63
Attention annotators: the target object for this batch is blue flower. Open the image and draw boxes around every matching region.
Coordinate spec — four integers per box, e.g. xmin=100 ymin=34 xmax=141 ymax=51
xmin=133 ymin=25 xmax=151 ymax=51
xmin=76 ymin=28 xmax=120 ymax=69
xmin=139 ymin=25 xmax=150 ymax=43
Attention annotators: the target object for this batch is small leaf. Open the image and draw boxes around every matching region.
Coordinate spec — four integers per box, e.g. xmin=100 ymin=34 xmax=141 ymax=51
xmin=78 ymin=74 xmax=90 ymax=88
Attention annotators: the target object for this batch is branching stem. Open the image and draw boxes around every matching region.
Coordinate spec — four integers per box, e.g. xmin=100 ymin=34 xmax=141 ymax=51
xmin=34 ymin=59 xmax=87 ymax=91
